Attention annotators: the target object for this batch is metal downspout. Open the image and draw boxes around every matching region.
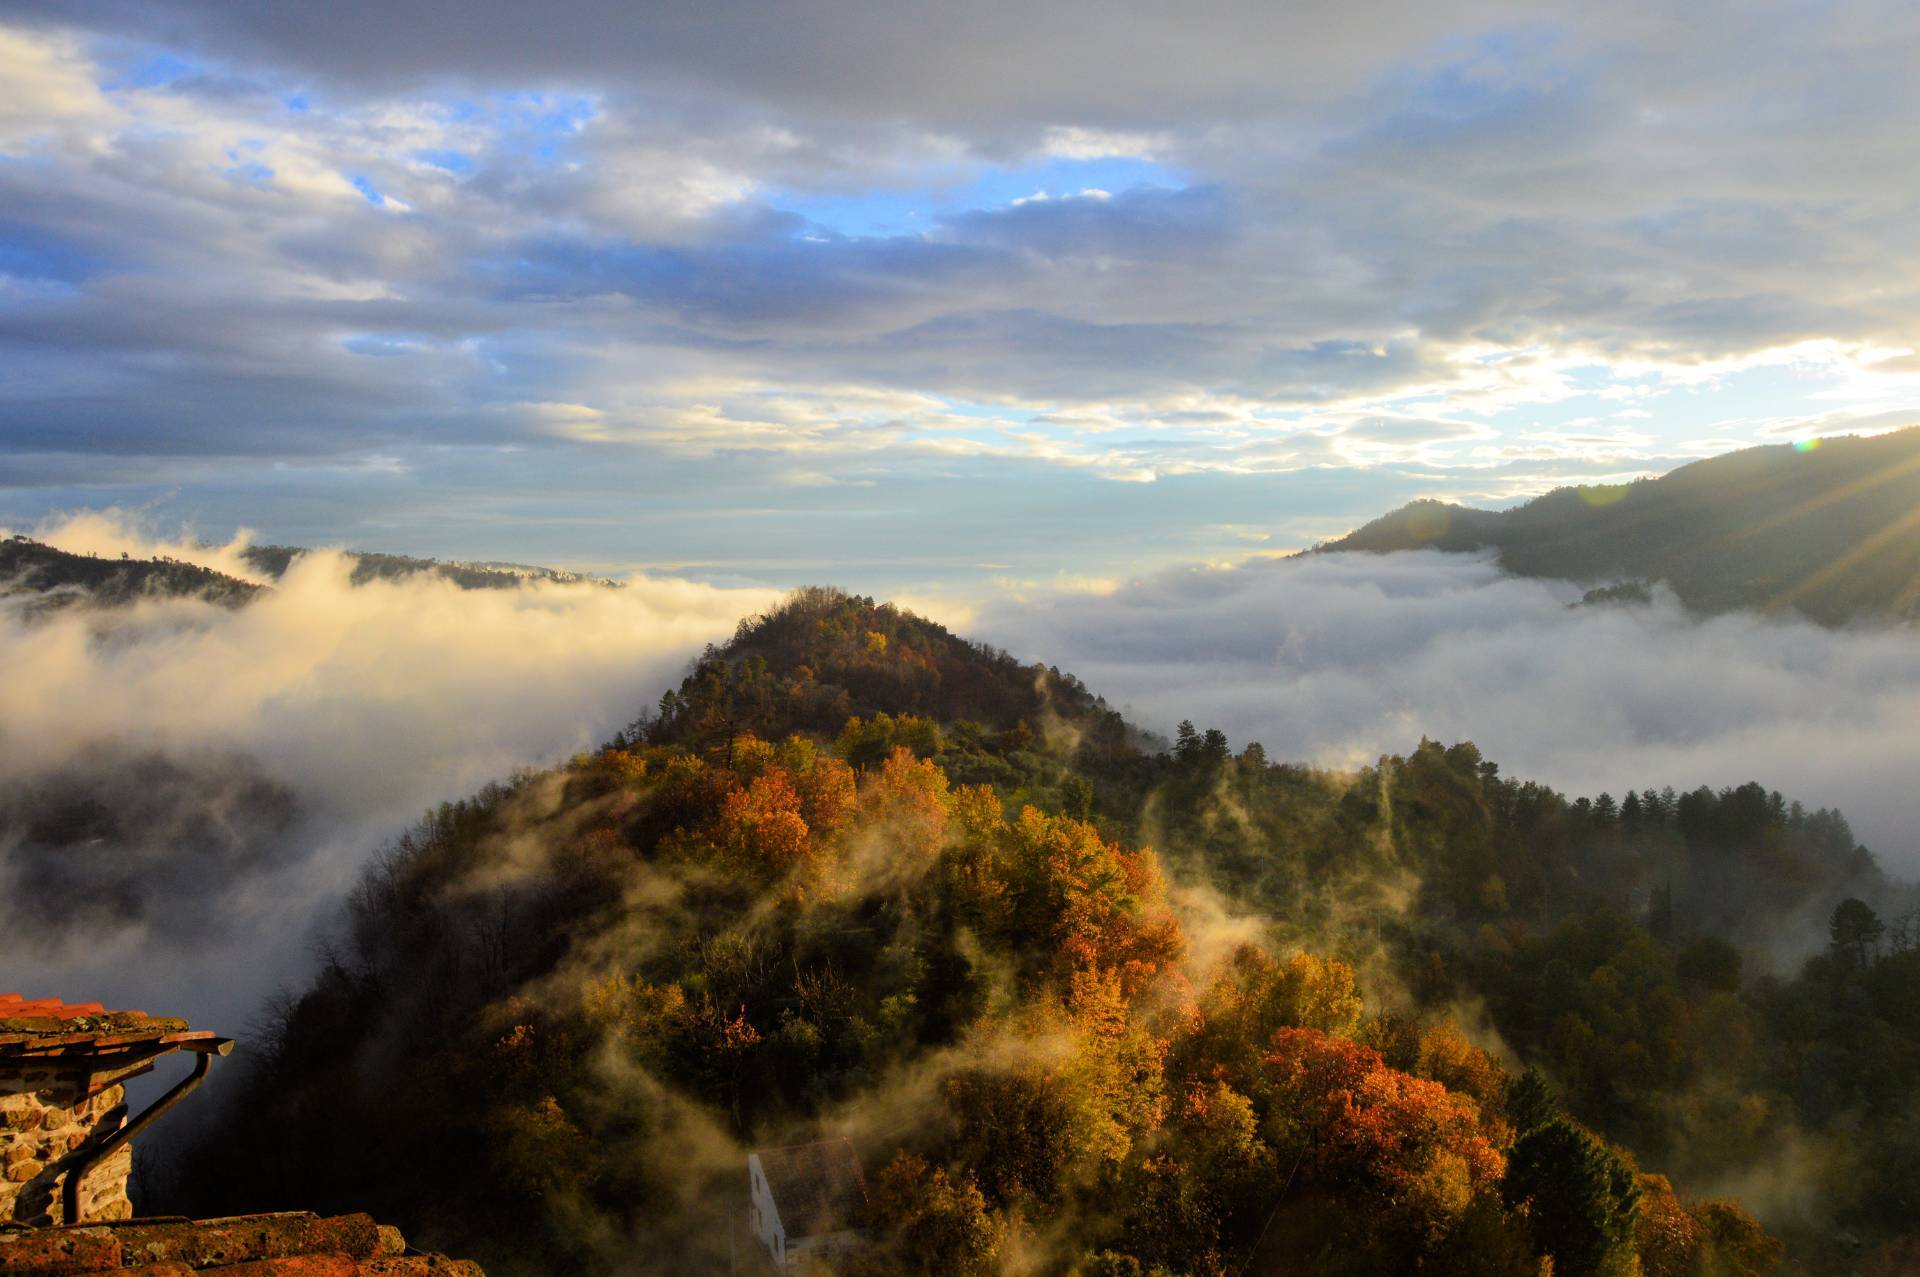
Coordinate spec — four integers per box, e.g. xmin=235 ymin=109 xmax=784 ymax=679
xmin=62 ymin=1041 xmax=229 ymax=1225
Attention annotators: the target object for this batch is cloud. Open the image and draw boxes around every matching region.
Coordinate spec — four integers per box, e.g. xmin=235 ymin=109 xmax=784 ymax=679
xmin=974 ymin=550 xmax=1920 ymax=878
xmin=0 ymin=25 xmax=104 ymax=148
xmin=17 ymin=0 xmax=1537 ymax=124
xmin=6 ymin=6 xmax=1920 ymax=589
xmin=0 ymin=514 xmax=776 ymax=1033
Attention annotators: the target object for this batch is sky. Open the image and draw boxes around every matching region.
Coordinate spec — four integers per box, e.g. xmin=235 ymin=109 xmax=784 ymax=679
xmin=3 ymin=1 xmax=1920 ymax=594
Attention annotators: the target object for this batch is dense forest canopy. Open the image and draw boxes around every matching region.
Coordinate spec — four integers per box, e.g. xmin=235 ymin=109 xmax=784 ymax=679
xmin=155 ymin=589 xmax=1920 ymax=1276
xmin=1313 ymin=428 xmax=1920 ymax=625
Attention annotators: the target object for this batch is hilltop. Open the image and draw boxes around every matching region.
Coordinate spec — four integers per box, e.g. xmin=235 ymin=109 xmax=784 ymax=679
xmin=644 ymin=585 xmax=1145 ymax=753
xmin=1314 ymin=428 xmax=1920 ymax=624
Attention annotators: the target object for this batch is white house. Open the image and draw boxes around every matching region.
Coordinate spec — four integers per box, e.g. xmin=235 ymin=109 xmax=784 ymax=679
xmin=746 ymin=1137 xmax=868 ymax=1270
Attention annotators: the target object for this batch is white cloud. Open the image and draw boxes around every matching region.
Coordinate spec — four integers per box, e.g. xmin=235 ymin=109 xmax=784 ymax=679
xmin=0 ymin=26 xmax=106 ymax=151
xmin=976 ymin=551 xmax=1920 ymax=879
xmin=0 ymin=512 xmax=775 ymax=1032
xmin=1038 ymin=125 xmax=1166 ymax=161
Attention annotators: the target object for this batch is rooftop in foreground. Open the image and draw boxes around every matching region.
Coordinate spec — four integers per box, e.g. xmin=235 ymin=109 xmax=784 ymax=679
xmin=0 ymin=995 xmax=229 ymax=1069
xmin=0 ymin=1210 xmax=483 ymax=1275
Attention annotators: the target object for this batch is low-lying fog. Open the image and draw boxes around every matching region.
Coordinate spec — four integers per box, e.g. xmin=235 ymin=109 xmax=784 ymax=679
xmin=976 ymin=550 xmax=1920 ymax=877
xmin=0 ymin=516 xmax=777 ymax=1038
xmin=7 ymin=516 xmax=1917 ymax=1052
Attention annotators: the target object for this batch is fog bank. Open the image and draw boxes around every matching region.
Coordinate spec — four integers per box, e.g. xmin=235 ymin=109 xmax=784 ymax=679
xmin=976 ymin=551 xmax=1920 ymax=876
xmin=0 ymin=525 xmax=775 ymax=1035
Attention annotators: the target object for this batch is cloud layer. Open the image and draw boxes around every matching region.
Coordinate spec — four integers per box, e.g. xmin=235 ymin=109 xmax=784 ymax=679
xmin=3 ymin=5 xmax=1920 ymax=583
xmin=975 ymin=551 xmax=1920 ymax=877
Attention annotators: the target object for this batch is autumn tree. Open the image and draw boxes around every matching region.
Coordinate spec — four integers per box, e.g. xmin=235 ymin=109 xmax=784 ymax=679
xmin=1260 ymin=1028 xmax=1506 ymax=1249
xmin=858 ymin=1153 xmax=1003 ymax=1277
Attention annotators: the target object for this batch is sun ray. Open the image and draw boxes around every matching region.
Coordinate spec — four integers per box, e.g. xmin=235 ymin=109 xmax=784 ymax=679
xmin=1766 ymin=499 xmax=1920 ymax=614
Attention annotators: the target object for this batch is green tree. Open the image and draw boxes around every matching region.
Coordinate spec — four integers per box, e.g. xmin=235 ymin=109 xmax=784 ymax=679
xmin=1830 ymin=897 xmax=1884 ymax=968
xmin=1501 ymin=1119 xmax=1641 ymax=1277
xmin=1505 ymin=1065 xmax=1561 ymax=1135
xmin=1676 ymin=936 xmax=1742 ymax=992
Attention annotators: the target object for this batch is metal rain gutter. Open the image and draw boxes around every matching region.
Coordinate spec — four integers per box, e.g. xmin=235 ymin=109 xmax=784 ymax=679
xmin=62 ymin=1037 xmax=234 ymax=1224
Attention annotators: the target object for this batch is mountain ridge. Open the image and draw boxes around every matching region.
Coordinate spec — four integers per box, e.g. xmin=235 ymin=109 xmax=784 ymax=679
xmin=0 ymin=535 xmax=621 ymax=611
xmin=0 ymin=534 xmax=262 ymax=611
xmin=1311 ymin=427 xmax=1920 ymax=624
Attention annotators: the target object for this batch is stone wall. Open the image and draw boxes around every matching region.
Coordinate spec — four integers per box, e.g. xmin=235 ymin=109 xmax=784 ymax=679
xmin=0 ymin=1066 xmax=132 ymax=1226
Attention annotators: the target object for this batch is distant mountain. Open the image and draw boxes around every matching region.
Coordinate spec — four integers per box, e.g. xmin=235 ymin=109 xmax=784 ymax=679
xmin=242 ymin=545 xmax=621 ymax=591
xmin=1314 ymin=427 xmax=1920 ymax=624
xmin=0 ymin=535 xmax=621 ymax=613
xmin=0 ymin=535 xmax=261 ymax=611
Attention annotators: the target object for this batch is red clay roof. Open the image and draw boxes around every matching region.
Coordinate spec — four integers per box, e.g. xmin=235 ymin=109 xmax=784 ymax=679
xmin=0 ymin=1211 xmax=483 ymax=1276
xmin=0 ymin=995 xmax=229 ymax=1065
xmin=0 ymin=998 xmax=119 ymax=1020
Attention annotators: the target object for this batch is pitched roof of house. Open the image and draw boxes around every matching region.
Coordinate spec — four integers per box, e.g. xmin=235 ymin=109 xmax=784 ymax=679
xmin=753 ymin=1138 xmax=868 ymax=1239
xmin=0 ymin=995 xmax=230 ymax=1084
xmin=0 ymin=1210 xmax=484 ymax=1275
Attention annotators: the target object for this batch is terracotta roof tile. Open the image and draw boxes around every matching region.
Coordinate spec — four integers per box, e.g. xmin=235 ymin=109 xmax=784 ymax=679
xmin=0 ymin=1000 xmax=115 ymax=1020
xmin=0 ymin=997 xmax=228 ymax=1067
xmin=0 ymin=1214 xmax=482 ymax=1277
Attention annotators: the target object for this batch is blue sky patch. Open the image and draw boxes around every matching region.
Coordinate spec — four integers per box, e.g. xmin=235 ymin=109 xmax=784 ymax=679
xmin=101 ymin=50 xmax=200 ymax=92
xmin=345 ymin=334 xmax=425 ymax=357
xmin=0 ymin=224 xmax=105 ymax=284
xmin=415 ymin=149 xmax=476 ymax=175
xmin=771 ymin=156 xmax=1183 ymax=238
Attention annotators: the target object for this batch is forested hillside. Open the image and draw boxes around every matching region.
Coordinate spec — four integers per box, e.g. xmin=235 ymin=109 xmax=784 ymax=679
xmin=1314 ymin=429 xmax=1920 ymax=625
xmin=158 ymin=590 xmax=1920 ymax=1276
xmin=1 ymin=535 xmax=618 ymax=615
xmin=0 ymin=535 xmax=260 ymax=610
xmin=241 ymin=544 xmax=620 ymax=591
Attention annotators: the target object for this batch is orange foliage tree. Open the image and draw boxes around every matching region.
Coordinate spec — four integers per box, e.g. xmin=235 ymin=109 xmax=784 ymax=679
xmin=1260 ymin=1027 xmax=1506 ymax=1242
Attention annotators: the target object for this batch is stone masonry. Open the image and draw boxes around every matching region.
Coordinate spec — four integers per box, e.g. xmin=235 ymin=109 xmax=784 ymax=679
xmin=0 ymin=1081 xmax=131 ymax=1225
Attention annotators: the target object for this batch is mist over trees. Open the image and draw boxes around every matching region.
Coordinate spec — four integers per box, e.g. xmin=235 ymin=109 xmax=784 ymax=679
xmin=151 ymin=590 xmax=1919 ymax=1276
xmin=0 ymin=535 xmax=261 ymax=611
xmin=0 ymin=746 xmax=299 ymax=940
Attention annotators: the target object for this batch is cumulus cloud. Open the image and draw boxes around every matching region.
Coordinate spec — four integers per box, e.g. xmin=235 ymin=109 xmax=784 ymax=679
xmin=975 ymin=551 xmax=1920 ymax=877
xmin=0 ymin=517 xmax=775 ymax=1033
